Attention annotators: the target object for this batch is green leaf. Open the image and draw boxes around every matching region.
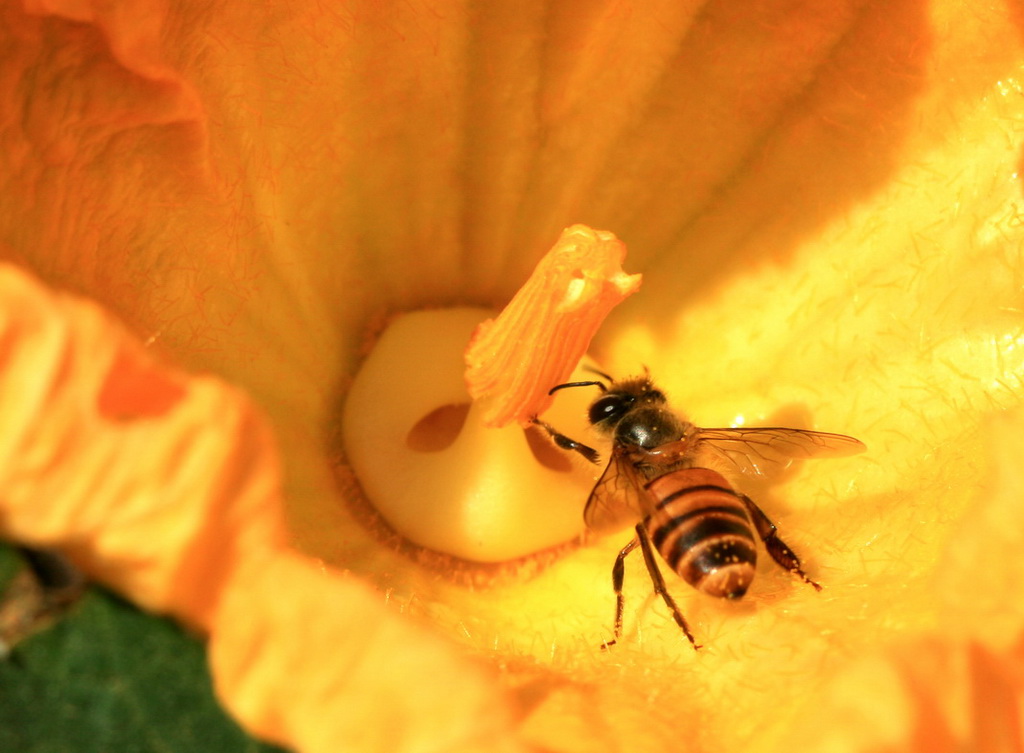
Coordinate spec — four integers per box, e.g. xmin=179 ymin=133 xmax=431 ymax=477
xmin=0 ymin=544 xmax=21 ymax=587
xmin=0 ymin=546 xmax=288 ymax=753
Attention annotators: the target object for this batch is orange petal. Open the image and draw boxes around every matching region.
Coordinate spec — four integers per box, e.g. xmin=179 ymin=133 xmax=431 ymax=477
xmin=0 ymin=263 xmax=525 ymax=751
xmin=97 ymin=345 xmax=188 ymax=420
xmin=0 ymin=264 xmax=286 ymax=631
xmin=210 ymin=549 xmax=527 ymax=753
xmin=464 ymin=224 xmax=640 ymax=427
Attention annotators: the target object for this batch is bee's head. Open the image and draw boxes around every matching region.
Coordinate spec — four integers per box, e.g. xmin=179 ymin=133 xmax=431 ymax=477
xmin=547 ymin=369 xmax=687 ymax=450
xmin=586 ymin=377 xmax=666 ymax=429
xmin=548 ymin=369 xmax=672 ymax=439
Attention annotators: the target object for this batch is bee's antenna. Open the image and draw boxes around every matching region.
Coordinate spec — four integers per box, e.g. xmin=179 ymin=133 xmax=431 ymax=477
xmin=548 ymin=380 xmax=607 ymax=396
xmin=584 ymin=365 xmax=614 ymax=382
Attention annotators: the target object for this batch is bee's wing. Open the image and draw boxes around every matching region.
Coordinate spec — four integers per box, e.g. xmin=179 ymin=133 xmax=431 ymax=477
xmin=583 ymin=448 xmax=648 ymax=533
xmin=695 ymin=427 xmax=865 ymax=479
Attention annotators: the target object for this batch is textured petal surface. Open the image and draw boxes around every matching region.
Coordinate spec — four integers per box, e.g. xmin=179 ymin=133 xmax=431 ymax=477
xmin=1 ymin=1 xmax=1024 ymax=752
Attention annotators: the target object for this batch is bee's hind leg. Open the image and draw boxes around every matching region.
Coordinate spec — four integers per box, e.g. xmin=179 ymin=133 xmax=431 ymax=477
xmin=529 ymin=417 xmax=601 ymax=465
xmin=739 ymin=494 xmax=822 ymax=591
xmin=635 ymin=524 xmax=701 ymax=650
xmin=600 ymin=534 xmax=639 ymax=649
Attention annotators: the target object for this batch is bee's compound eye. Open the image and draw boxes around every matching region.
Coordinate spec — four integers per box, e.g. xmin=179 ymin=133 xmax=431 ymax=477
xmin=589 ymin=394 xmax=628 ymax=425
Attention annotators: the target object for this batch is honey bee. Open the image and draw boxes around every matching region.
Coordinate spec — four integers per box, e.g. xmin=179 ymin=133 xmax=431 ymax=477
xmin=533 ymin=370 xmax=864 ymax=649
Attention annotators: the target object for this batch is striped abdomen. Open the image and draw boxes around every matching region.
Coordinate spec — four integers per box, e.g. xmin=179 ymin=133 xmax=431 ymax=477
xmin=644 ymin=467 xmax=756 ymax=599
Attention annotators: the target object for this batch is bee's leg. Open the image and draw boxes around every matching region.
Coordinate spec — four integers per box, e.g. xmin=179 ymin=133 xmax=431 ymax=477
xmin=635 ymin=524 xmax=701 ymax=650
xmin=601 ymin=535 xmax=639 ymax=649
xmin=739 ymin=494 xmax=822 ymax=591
xmin=529 ymin=417 xmax=600 ymax=465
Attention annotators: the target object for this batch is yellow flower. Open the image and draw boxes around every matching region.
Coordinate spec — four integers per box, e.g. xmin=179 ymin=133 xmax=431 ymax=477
xmin=3 ymin=1 xmax=1024 ymax=752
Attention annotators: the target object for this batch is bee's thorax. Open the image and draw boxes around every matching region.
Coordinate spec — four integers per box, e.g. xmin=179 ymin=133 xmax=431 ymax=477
xmin=613 ymin=407 xmax=686 ymax=449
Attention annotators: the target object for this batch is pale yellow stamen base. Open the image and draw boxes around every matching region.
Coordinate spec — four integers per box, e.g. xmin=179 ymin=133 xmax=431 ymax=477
xmin=342 ymin=308 xmax=601 ymax=562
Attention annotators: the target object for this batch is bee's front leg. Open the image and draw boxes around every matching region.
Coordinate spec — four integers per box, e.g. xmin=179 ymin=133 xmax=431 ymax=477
xmin=529 ymin=417 xmax=601 ymax=465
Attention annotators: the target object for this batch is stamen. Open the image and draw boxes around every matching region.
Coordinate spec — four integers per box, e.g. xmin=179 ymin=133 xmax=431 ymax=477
xmin=342 ymin=225 xmax=637 ymax=562
xmin=464 ymin=224 xmax=641 ymax=427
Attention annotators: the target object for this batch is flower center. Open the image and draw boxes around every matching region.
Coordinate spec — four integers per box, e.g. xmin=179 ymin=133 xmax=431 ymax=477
xmin=341 ymin=225 xmax=640 ymax=563
xmin=341 ymin=307 xmax=598 ymax=562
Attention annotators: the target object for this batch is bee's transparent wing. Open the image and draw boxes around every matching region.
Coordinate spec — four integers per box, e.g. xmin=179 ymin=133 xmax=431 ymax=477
xmin=695 ymin=427 xmax=865 ymax=479
xmin=583 ymin=449 xmax=648 ymax=533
